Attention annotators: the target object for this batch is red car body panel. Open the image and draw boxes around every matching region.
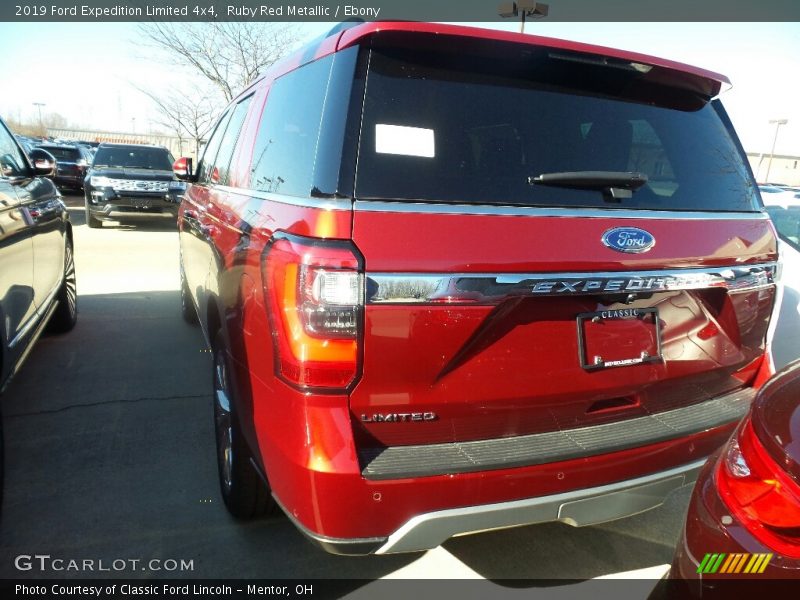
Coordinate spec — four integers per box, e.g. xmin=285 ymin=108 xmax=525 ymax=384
xmin=178 ymin=22 xmax=779 ymax=553
xmin=671 ymin=362 xmax=800 ymax=584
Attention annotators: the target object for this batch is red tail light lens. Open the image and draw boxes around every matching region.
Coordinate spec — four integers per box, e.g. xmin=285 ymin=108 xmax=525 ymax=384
xmin=262 ymin=233 xmax=363 ymax=391
xmin=716 ymin=418 xmax=800 ymax=558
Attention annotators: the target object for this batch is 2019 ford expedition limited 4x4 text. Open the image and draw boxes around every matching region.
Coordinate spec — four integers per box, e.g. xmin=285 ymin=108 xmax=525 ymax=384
xmin=175 ymin=23 xmax=779 ymax=555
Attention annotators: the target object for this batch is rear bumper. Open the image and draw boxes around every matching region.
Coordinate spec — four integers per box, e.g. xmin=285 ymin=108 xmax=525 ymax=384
xmin=54 ymin=174 xmax=83 ymax=188
xmin=360 ymin=387 xmax=754 ymax=480
xmin=255 ymin=386 xmax=756 ymax=555
xmin=281 ymin=458 xmax=705 ymax=555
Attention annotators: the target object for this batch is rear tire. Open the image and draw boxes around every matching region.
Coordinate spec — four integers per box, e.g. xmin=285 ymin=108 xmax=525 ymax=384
xmin=212 ymin=330 xmax=275 ymax=519
xmin=48 ymin=238 xmax=77 ymax=333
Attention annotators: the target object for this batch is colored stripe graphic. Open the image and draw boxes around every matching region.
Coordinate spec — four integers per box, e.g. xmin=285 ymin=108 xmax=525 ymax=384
xmin=699 ymin=552 xmax=773 ymax=575
xmin=758 ymin=554 xmax=772 ymax=573
xmin=697 ymin=554 xmax=713 ymax=574
xmin=734 ymin=553 xmax=748 ymax=573
xmin=719 ymin=554 xmax=736 ymax=573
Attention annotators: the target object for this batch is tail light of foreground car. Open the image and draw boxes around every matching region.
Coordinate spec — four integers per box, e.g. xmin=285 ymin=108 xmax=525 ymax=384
xmin=262 ymin=233 xmax=364 ymax=391
xmin=716 ymin=418 xmax=800 ymax=558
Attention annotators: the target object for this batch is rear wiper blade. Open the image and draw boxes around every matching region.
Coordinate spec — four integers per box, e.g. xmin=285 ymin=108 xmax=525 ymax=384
xmin=528 ymin=171 xmax=648 ymax=201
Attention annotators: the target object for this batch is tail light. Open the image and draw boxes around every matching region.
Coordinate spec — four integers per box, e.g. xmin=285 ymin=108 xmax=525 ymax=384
xmin=262 ymin=233 xmax=363 ymax=391
xmin=716 ymin=418 xmax=800 ymax=558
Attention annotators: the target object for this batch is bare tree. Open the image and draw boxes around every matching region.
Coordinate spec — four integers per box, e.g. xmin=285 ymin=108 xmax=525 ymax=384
xmin=7 ymin=112 xmax=71 ymax=137
xmin=138 ymin=22 xmax=299 ymax=102
xmin=136 ymin=86 xmax=219 ymax=157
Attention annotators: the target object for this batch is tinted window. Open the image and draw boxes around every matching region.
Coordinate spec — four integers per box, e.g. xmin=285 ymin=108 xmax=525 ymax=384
xmin=93 ymin=146 xmax=174 ymax=170
xmin=212 ymin=95 xmax=252 ymax=186
xmin=198 ymin=110 xmax=232 ymax=184
xmin=40 ymin=146 xmax=80 ymax=161
xmin=249 ymin=55 xmax=333 ymax=197
xmin=355 ymin=44 xmax=759 ymax=212
xmin=765 ymin=205 xmax=800 ymax=250
xmin=0 ymin=123 xmax=28 ymax=178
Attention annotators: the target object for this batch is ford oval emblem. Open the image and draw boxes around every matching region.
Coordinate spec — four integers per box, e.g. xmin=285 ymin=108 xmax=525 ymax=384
xmin=601 ymin=227 xmax=656 ymax=254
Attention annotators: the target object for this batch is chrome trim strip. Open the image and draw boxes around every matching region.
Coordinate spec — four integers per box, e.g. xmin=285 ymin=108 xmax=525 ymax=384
xmin=366 ymin=263 xmax=777 ymax=304
xmin=353 ymin=199 xmax=769 ymax=220
xmin=376 ymin=458 xmax=706 ymax=554
xmin=9 ymin=281 xmax=61 ymax=348
xmin=214 ymin=185 xmax=352 ymax=211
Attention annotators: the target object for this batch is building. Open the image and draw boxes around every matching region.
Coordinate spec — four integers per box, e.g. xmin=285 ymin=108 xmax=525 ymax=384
xmin=747 ymin=152 xmax=800 ymax=186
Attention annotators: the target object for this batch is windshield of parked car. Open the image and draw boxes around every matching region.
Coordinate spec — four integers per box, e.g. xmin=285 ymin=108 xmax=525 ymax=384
xmin=355 ymin=39 xmax=760 ymax=212
xmin=92 ymin=146 xmax=174 ymax=170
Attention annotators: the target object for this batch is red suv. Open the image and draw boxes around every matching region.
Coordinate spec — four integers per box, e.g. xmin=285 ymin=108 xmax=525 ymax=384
xmin=175 ymin=22 xmax=779 ymax=554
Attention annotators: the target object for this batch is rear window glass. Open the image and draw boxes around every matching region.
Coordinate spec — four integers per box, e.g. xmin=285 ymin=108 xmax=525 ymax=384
xmin=355 ymin=43 xmax=759 ymax=212
xmin=41 ymin=146 xmax=80 ymax=161
xmin=93 ymin=146 xmax=174 ymax=170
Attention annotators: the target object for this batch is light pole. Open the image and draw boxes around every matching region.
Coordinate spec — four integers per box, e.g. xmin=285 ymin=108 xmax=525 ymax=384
xmin=32 ymin=102 xmax=46 ymax=135
xmin=765 ymin=119 xmax=788 ymax=183
xmin=498 ymin=0 xmax=549 ymax=33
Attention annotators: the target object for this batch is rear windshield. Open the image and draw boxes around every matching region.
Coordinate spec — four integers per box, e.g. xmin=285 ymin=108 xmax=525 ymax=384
xmin=41 ymin=146 xmax=80 ymax=161
xmin=92 ymin=146 xmax=174 ymax=170
xmin=355 ymin=42 xmax=759 ymax=212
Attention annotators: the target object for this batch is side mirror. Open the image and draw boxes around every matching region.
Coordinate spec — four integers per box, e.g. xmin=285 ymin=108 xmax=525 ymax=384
xmin=28 ymin=148 xmax=56 ymax=177
xmin=173 ymin=157 xmax=196 ymax=182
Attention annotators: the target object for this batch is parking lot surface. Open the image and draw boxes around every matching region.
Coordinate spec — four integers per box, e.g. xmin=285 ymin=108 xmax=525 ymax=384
xmin=2 ymin=194 xmax=787 ymax=591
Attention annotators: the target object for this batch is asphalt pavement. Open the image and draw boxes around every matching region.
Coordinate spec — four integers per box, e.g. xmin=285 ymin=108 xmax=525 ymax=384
xmin=1 ymin=194 xmax=796 ymax=594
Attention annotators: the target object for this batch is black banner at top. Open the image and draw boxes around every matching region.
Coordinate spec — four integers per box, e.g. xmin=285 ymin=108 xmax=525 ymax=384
xmin=2 ymin=0 xmax=800 ymax=22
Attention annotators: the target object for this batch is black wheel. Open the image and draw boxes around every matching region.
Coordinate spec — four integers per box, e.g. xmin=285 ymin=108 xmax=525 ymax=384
xmin=48 ymin=238 xmax=77 ymax=333
xmin=180 ymin=267 xmax=198 ymax=325
xmin=84 ymin=200 xmax=101 ymax=228
xmin=212 ymin=330 xmax=275 ymax=519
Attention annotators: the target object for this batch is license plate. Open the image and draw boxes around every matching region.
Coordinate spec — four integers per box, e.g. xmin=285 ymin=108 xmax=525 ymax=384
xmin=576 ymin=308 xmax=662 ymax=370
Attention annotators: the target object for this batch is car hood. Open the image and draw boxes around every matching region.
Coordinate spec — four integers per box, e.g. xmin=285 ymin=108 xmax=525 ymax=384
xmin=90 ymin=168 xmax=175 ymax=181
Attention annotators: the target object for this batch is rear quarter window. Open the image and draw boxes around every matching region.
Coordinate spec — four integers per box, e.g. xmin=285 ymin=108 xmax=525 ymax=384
xmin=248 ymin=55 xmax=333 ymax=197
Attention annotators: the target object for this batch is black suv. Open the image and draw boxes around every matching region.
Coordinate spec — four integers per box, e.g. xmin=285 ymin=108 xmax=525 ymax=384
xmin=83 ymin=143 xmax=186 ymax=228
xmin=36 ymin=142 xmax=93 ymax=192
xmin=1 ymin=116 xmax=78 ymax=504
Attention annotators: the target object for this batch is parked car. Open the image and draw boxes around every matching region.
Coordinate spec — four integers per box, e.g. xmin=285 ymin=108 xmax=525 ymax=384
xmin=0 ymin=116 xmax=78 ymax=504
xmin=670 ymin=357 xmax=800 ymax=586
xmin=35 ymin=142 xmax=92 ymax=192
xmin=176 ymin=22 xmax=778 ymax=555
xmin=758 ymin=184 xmax=799 ymax=209
xmin=83 ymin=143 xmax=185 ymax=228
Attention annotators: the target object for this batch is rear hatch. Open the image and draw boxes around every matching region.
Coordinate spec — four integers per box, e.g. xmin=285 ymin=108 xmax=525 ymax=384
xmin=42 ymin=146 xmax=81 ymax=177
xmin=346 ymin=31 xmax=778 ymax=452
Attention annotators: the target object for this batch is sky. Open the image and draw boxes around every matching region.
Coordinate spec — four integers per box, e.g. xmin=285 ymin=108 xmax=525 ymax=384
xmin=0 ymin=21 xmax=798 ymax=156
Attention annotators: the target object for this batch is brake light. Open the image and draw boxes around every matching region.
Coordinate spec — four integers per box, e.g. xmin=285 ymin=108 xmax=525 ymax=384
xmin=716 ymin=418 xmax=800 ymax=558
xmin=262 ymin=233 xmax=363 ymax=391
